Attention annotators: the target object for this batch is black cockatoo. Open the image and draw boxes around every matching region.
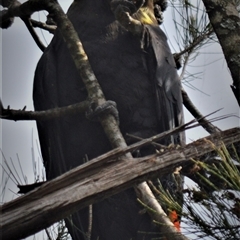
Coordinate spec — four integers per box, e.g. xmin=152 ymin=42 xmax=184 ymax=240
xmin=33 ymin=0 xmax=185 ymax=239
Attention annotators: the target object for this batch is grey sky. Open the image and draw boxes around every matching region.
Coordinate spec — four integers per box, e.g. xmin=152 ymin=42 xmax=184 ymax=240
xmin=0 ymin=1 xmax=239 ymax=239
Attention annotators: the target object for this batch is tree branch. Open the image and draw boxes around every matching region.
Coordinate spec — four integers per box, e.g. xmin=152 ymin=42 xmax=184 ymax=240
xmin=181 ymin=88 xmax=221 ymax=134
xmin=171 ymin=18 xmax=220 ymax=135
xmin=21 ymin=16 xmax=46 ymax=51
xmin=0 ymin=100 xmax=89 ymax=121
xmin=30 ymin=18 xmax=56 ymax=34
xmin=174 ymin=28 xmax=214 ymax=62
xmin=1 ymin=127 xmax=239 ymax=240
xmin=202 ymin=0 xmax=240 ymax=106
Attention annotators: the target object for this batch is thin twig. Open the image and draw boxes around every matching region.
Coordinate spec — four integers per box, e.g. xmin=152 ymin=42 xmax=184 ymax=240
xmin=30 ymin=18 xmax=56 ymax=34
xmin=174 ymin=28 xmax=214 ymax=60
xmin=22 ymin=17 xmax=46 ymax=51
xmin=181 ymin=88 xmax=221 ymax=134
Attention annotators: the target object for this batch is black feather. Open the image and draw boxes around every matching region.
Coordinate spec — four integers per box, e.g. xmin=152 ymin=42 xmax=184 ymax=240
xmin=33 ymin=1 xmax=185 ymax=239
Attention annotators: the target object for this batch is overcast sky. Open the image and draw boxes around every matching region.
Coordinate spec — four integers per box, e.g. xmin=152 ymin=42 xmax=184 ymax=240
xmin=1 ymin=1 xmax=239 ymax=239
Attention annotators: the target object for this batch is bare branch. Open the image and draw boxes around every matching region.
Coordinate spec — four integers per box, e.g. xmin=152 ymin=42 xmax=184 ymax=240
xmin=0 ymin=0 xmax=20 ymax=28
xmin=21 ymin=17 xmax=46 ymax=51
xmin=174 ymin=28 xmax=214 ymax=61
xmin=181 ymin=88 xmax=221 ymax=134
xmin=169 ymin=2 xmax=221 ymax=135
xmin=0 ymin=0 xmax=46 ymax=50
xmin=0 ymin=100 xmax=89 ymax=121
xmin=30 ymin=18 xmax=56 ymax=34
xmin=1 ymin=127 xmax=239 ymax=240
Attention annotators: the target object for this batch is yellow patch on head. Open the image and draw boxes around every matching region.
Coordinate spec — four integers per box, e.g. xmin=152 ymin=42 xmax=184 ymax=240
xmin=134 ymin=7 xmax=158 ymax=25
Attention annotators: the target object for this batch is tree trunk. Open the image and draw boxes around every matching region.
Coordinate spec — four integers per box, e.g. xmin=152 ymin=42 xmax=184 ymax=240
xmin=202 ymin=0 xmax=240 ymax=105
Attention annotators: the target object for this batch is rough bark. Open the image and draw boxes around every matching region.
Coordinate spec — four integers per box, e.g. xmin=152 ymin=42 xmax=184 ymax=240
xmin=202 ymin=0 xmax=240 ymax=105
xmin=1 ymin=128 xmax=239 ymax=240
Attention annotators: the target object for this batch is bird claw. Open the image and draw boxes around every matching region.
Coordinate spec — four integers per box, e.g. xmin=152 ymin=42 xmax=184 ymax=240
xmin=86 ymin=100 xmax=120 ymax=125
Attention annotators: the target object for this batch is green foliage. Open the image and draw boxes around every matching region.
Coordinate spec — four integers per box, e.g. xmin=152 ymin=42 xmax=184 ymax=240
xmin=156 ymin=144 xmax=240 ymax=239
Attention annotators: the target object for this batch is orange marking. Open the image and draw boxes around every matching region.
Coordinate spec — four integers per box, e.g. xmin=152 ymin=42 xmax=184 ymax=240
xmin=168 ymin=210 xmax=181 ymax=232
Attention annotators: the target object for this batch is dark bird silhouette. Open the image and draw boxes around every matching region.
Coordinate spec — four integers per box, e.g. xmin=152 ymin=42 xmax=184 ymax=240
xmin=33 ymin=0 xmax=185 ymax=239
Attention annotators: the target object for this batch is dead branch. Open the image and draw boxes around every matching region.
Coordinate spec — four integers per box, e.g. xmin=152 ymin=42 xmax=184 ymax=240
xmin=30 ymin=19 xmax=56 ymax=34
xmin=181 ymin=88 xmax=221 ymax=134
xmin=170 ymin=20 xmax=219 ymax=135
xmin=1 ymin=127 xmax=239 ymax=240
xmin=174 ymin=26 xmax=220 ymax=135
xmin=174 ymin=28 xmax=214 ymax=61
xmin=0 ymin=0 xmax=46 ymax=50
xmin=0 ymin=100 xmax=89 ymax=121
xmin=21 ymin=17 xmax=46 ymax=51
